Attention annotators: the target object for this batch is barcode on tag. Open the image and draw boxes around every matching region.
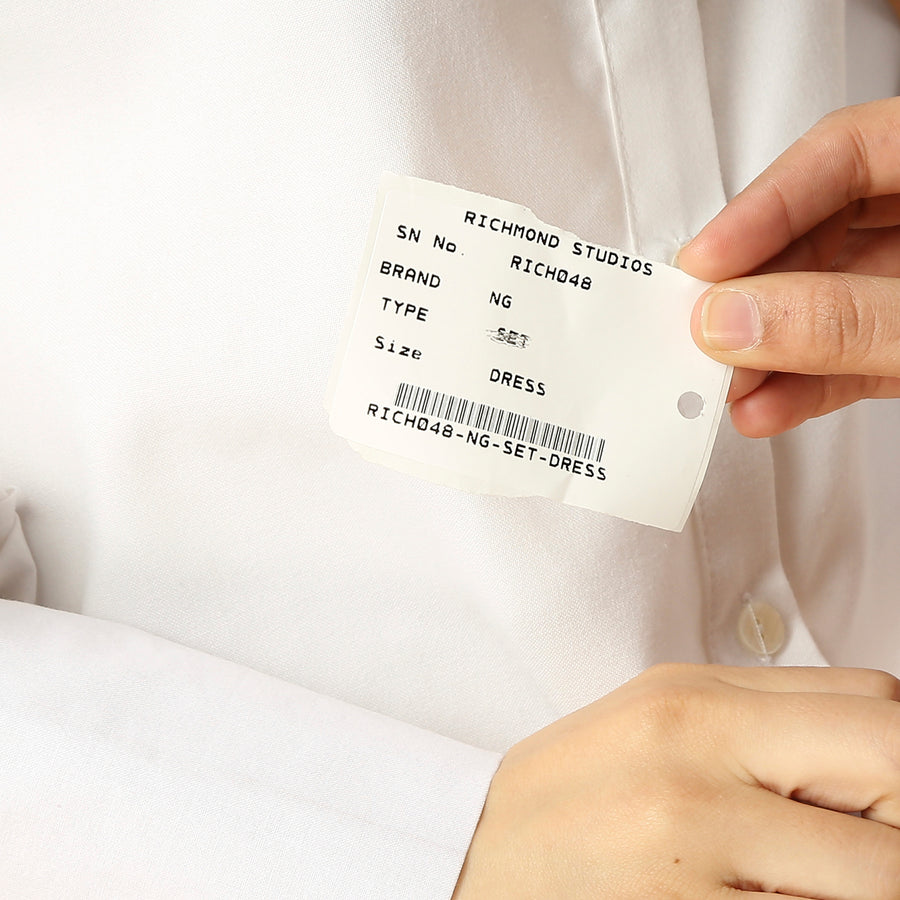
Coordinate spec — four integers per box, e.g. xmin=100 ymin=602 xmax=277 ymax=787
xmin=327 ymin=174 xmax=731 ymax=530
xmin=395 ymin=382 xmax=606 ymax=463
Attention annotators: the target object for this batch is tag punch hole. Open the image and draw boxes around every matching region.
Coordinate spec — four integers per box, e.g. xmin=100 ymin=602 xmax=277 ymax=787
xmin=677 ymin=391 xmax=705 ymax=419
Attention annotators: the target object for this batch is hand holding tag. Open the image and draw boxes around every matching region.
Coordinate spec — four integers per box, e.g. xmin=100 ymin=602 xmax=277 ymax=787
xmin=680 ymin=98 xmax=900 ymax=437
xmin=327 ymin=175 xmax=730 ymax=531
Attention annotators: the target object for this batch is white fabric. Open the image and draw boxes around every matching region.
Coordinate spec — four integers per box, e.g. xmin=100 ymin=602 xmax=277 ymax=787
xmin=0 ymin=489 xmax=36 ymax=605
xmin=1 ymin=1 xmax=899 ymax=896
xmin=0 ymin=599 xmax=497 ymax=899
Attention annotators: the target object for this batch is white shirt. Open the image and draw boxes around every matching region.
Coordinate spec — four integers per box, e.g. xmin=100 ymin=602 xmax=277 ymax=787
xmin=2 ymin=1 xmax=899 ymax=896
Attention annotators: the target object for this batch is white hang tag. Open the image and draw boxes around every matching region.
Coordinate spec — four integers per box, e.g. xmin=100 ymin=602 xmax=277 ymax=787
xmin=326 ymin=174 xmax=730 ymax=531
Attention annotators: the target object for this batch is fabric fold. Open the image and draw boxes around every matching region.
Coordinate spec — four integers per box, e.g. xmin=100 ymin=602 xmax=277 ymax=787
xmin=0 ymin=489 xmax=37 ymax=605
xmin=592 ymin=0 xmax=727 ymax=259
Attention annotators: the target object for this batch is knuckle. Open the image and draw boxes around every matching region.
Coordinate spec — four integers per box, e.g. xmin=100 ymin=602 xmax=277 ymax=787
xmin=869 ymin=708 xmax=900 ymax=804
xmin=802 ymin=275 xmax=877 ymax=371
xmin=841 ymin=117 xmax=874 ymax=202
xmin=627 ymin=671 xmax=715 ymax=743
xmin=814 ymin=106 xmax=872 ymax=201
xmin=882 ymin=702 xmax=900 ymax=761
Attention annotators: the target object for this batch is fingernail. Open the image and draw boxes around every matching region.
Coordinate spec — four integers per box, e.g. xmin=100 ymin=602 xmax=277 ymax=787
xmin=701 ymin=290 xmax=762 ymax=351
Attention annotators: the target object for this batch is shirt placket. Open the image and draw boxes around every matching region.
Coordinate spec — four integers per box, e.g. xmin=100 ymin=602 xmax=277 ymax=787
xmin=592 ymin=0 xmax=827 ymax=667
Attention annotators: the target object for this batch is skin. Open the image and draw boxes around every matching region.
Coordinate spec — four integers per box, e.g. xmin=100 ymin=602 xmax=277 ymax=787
xmin=679 ymin=97 xmax=900 ymax=437
xmin=454 ymin=665 xmax=900 ymax=899
xmin=456 ymin=90 xmax=900 ymax=900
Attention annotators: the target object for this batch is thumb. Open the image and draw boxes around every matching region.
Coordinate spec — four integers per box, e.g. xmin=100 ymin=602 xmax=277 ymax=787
xmin=691 ymin=272 xmax=900 ymax=376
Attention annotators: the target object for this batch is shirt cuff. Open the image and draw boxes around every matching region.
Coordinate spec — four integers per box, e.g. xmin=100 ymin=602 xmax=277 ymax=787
xmin=0 ymin=600 xmax=500 ymax=898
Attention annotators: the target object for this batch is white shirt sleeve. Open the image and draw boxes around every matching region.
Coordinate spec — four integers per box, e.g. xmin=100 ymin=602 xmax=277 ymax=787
xmin=0 ymin=598 xmax=500 ymax=899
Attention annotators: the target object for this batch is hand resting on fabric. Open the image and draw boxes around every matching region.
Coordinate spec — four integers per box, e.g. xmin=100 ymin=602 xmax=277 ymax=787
xmin=453 ymin=664 xmax=900 ymax=899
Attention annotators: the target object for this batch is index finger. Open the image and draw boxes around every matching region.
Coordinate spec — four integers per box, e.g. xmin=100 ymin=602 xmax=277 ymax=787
xmin=679 ymin=97 xmax=900 ymax=282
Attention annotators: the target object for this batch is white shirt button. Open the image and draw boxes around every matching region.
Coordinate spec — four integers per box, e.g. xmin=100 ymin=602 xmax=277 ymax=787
xmin=737 ymin=600 xmax=785 ymax=658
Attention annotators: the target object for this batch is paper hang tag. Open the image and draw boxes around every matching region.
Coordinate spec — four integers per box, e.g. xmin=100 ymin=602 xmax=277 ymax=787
xmin=326 ymin=174 xmax=731 ymax=531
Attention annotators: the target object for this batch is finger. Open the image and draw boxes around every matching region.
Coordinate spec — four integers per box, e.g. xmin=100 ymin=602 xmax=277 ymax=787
xmin=726 ymin=367 xmax=768 ymax=403
xmin=739 ymin=217 xmax=900 ymax=280
xmin=725 ymin=691 xmax=900 ymax=824
xmin=752 ymin=206 xmax=856 ymax=275
xmin=728 ymin=371 xmax=900 ymax=438
xmin=726 ymin=789 xmax=900 ymax=900
xmin=727 ymin=894 xmax=813 ymax=900
xmin=704 ymin=665 xmax=900 ymax=701
xmin=680 ymin=98 xmax=900 ymax=280
xmin=851 ymin=192 xmax=900 ymax=229
xmin=834 ymin=224 xmax=900 ymax=277
xmin=690 ymin=272 xmax=900 ymax=376
xmin=720 ymin=205 xmax=900 ymax=278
